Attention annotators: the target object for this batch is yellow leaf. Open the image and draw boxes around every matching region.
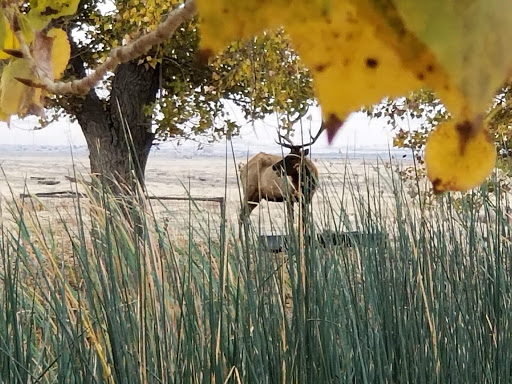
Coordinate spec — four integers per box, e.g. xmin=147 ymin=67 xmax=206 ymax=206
xmin=0 ymin=15 xmax=19 ymax=60
xmin=1 ymin=59 xmax=34 ymax=115
xmin=18 ymin=13 xmax=35 ymax=44
xmin=0 ymin=12 xmax=7 ymax=55
xmin=196 ymin=0 xmax=459 ymax=138
xmin=28 ymin=0 xmax=80 ymax=30
xmin=196 ymin=0 xmax=507 ymax=193
xmin=0 ymin=88 xmax=11 ymax=122
xmin=348 ymin=0 xmax=465 ymax=118
xmin=0 ymin=12 xmax=35 ymax=60
xmin=391 ymin=0 xmax=512 ymax=119
xmin=0 ymin=110 xmax=10 ymax=122
xmin=285 ymin=3 xmax=423 ymax=126
xmin=393 ymin=136 xmax=406 ymax=148
xmin=47 ymin=28 xmax=70 ymax=79
xmin=424 ymin=120 xmax=496 ymax=194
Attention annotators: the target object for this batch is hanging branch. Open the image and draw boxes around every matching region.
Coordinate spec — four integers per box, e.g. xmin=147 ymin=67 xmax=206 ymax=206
xmin=11 ymin=0 xmax=197 ymax=95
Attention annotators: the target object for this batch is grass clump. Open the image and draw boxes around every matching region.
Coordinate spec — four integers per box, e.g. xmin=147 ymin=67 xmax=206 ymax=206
xmin=0 ymin=162 xmax=511 ymax=383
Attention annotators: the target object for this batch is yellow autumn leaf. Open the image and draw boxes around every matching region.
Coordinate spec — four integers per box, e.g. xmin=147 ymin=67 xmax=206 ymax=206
xmin=1 ymin=59 xmax=35 ymax=115
xmin=0 ymin=88 xmax=11 ymax=123
xmin=0 ymin=12 xmax=35 ymax=60
xmin=0 ymin=109 xmax=10 ymax=122
xmin=196 ymin=0 xmax=461 ymax=138
xmin=391 ymin=0 xmax=512 ymax=119
xmin=424 ymin=120 xmax=496 ymax=194
xmin=28 ymin=0 xmax=80 ymax=30
xmin=0 ymin=14 xmax=19 ymax=60
xmin=0 ymin=13 xmax=8 ymax=58
xmin=284 ymin=2 xmax=423 ymax=126
xmin=47 ymin=28 xmax=70 ymax=79
xmin=348 ymin=0 xmax=465 ymax=118
xmin=18 ymin=13 xmax=35 ymax=44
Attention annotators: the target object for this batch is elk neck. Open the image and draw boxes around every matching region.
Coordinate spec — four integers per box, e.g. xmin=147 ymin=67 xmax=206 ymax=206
xmin=289 ymin=158 xmax=317 ymax=195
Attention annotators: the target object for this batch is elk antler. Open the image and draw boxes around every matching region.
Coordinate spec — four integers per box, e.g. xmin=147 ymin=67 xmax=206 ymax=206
xmin=275 ymin=121 xmax=325 ymax=150
xmin=276 ymin=131 xmax=295 ymax=146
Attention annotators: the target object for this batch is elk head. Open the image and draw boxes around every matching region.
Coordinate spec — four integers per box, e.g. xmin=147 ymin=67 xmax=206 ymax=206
xmin=272 ymin=147 xmax=310 ymax=175
xmin=272 ymin=122 xmax=324 ymax=176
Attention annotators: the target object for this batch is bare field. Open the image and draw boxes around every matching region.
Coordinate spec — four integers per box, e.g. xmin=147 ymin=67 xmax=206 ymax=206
xmin=0 ymin=150 xmax=415 ymax=238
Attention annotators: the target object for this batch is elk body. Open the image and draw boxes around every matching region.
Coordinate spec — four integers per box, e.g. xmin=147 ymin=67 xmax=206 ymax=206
xmin=239 ymin=125 xmax=324 ymax=224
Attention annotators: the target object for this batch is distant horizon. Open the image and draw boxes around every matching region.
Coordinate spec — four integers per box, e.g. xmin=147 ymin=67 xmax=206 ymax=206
xmin=0 ymin=108 xmax=422 ymax=154
xmin=0 ymin=142 xmax=415 ymax=164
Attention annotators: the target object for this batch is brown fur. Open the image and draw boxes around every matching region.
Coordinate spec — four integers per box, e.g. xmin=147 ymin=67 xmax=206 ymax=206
xmin=239 ymin=149 xmax=319 ymax=221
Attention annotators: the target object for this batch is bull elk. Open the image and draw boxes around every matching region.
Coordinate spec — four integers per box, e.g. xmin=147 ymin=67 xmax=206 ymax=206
xmin=239 ymin=124 xmax=324 ymax=225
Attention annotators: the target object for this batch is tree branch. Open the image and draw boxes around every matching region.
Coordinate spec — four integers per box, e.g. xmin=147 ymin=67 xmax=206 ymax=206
xmin=11 ymin=0 xmax=197 ymax=95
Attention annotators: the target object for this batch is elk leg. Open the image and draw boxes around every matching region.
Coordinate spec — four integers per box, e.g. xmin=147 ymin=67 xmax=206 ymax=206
xmin=239 ymin=201 xmax=257 ymax=240
xmin=248 ymin=202 xmax=258 ymax=214
xmin=239 ymin=200 xmax=258 ymax=225
xmin=286 ymin=201 xmax=294 ymax=226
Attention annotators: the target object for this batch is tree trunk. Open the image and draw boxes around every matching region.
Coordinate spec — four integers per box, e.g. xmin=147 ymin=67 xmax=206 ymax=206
xmin=61 ymin=37 xmax=161 ymax=236
xmin=72 ymin=61 xmax=160 ymax=193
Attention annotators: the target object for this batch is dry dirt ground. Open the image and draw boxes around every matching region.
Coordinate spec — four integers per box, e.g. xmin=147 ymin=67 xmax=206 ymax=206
xmin=0 ymin=150 xmax=415 ymax=240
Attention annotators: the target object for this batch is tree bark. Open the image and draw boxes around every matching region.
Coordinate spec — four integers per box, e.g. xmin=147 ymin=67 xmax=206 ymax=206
xmin=85 ymin=62 xmax=159 ymax=191
xmin=66 ymin=45 xmax=160 ymax=192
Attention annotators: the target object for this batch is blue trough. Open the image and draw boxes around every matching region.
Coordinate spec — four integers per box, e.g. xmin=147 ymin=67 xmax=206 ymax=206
xmin=259 ymin=230 xmax=387 ymax=253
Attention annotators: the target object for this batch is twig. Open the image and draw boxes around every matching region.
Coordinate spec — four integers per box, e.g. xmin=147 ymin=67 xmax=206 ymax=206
xmin=65 ymin=175 xmax=93 ymax=186
xmin=19 ymin=191 xmax=87 ymax=198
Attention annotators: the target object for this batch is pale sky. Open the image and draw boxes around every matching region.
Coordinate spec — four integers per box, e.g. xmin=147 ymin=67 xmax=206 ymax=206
xmin=0 ymin=109 xmax=401 ymax=151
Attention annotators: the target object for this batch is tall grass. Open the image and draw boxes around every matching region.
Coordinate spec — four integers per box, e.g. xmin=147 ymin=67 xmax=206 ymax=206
xmin=1 ymin=162 xmax=511 ymax=383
